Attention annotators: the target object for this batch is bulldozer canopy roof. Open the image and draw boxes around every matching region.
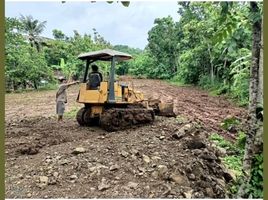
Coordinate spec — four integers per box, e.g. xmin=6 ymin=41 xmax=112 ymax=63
xmin=78 ymin=49 xmax=132 ymax=61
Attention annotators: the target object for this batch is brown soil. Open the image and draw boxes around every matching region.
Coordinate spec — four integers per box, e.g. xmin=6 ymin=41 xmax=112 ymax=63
xmin=5 ymin=79 xmax=246 ymax=198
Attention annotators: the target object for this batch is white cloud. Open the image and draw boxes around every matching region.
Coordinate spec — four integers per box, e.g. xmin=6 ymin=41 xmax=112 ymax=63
xmin=5 ymin=1 xmax=180 ymax=49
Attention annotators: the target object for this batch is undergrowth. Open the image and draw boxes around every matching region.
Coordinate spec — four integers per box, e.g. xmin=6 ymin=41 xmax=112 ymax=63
xmin=65 ymin=107 xmax=80 ymax=118
xmin=197 ymin=75 xmax=249 ymax=107
xmin=209 ymin=131 xmax=263 ymax=198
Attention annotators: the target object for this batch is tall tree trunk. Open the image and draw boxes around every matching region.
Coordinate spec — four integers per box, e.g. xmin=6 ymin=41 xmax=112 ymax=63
xmin=207 ymin=43 xmax=214 ymax=83
xmin=23 ymin=80 xmax=27 ymax=89
xmin=13 ymin=80 xmax=18 ymax=91
xmin=258 ymin=19 xmax=263 ymax=106
xmin=33 ymin=80 xmax=38 ymax=90
xmin=237 ymin=2 xmax=263 ymax=198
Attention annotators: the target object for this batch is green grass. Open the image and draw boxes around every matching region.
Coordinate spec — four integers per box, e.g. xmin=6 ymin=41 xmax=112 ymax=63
xmin=209 ymin=130 xmax=263 ymax=198
xmin=209 ymin=132 xmax=244 ymax=176
xmin=209 ymin=133 xmax=237 ymax=152
xmin=65 ymin=107 xmax=80 ymax=118
xmin=223 ymin=155 xmax=243 ymax=174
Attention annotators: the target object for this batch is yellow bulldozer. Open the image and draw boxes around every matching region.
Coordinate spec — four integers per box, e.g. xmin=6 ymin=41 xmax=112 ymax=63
xmin=76 ymin=49 xmax=175 ymax=131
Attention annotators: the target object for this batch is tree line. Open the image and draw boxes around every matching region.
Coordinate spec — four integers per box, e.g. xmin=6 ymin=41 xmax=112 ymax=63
xmin=5 ymin=2 xmax=263 ymax=197
xmin=126 ymin=3 xmax=263 ymax=197
xmin=126 ymin=2 xmax=262 ymax=107
xmin=5 ymin=15 xmax=115 ymax=91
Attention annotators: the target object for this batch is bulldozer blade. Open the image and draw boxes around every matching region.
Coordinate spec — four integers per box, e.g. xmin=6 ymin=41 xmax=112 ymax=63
xmin=148 ymin=99 xmax=175 ymax=117
xmin=157 ymin=103 xmax=176 ymax=117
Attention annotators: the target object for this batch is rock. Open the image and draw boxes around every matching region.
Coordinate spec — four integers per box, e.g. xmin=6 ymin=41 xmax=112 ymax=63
xmin=173 ymin=124 xmax=194 ymax=140
xmin=18 ymin=174 xmax=24 ymax=179
xmin=50 ymin=179 xmax=57 ymax=185
xmin=169 ymin=173 xmax=184 ymax=184
xmin=26 ymin=193 xmax=32 ymax=198
xmin=187 ymin=140 xmax=206 ymax=149
xmin=70 ymin=174 xmax=78 ymax=180
xmin=128 ymin=182 xmax=139 ymax=189
xmin=157 ymin=165 xmax=168 ymax=177
xmin=216 ymin=147 xmax=227 ymax=157
xmin=151 ymin=156 xmax=161 ymax=161
xmin=185 ymin=166 xmax=192 ymax=173
xmin=110 ymin=164 xmax=120 ymax=171
xmin=199 ymin=152 xmax=220 ymax=161
xmin=131 ymin=149 xmax=140 ymax=156
xmin=151 ymin=171 xmax=159 ymax=179
xmin=131 ymin=155 xmax=137 ymax=160
xmin=193 ymin=191 xmax=205 ymax=198
xmin=19 ymin=146 xmax=39 ymax=155
xmin=121 ymin=150 xmax=129 ymax=158
xmin=159 ymin=136 xmax=165 ymax=140
xmin=162 ymin=184 xmax=172 ymax=196
xmin=188 ymin=173 xmax=196 ymax=180
xmin=138 ymin=166 xmax=145 ymax=172
xmin=149 ymin=193 xmax=154 ymax=198
xmin=172 ymin=132 xmax=185 ymax=140
xmin=183 ymin=190 xmax=193 ymax=198
xmin=53 ymin=172 xmax=59 ymax=177
xmin=89 ymin=166 xmax=97 ymax=172
xmin=59 ymin=159 xmax=69 ymax=165
xmin=192 ymin=149 xmax=202 ymax=155
xmin=216 ymin=178 xmax=226 ymax=188
xmin=72 ymin=147 xmax=86 ymax=155
xmin=205 ymin=187 xmax=215 ymax=197
xmin=98 ymin=178 xmax=110 ymax=191
xmin=151 ymin=163 xmax=157 ymax=168
xmin=142 ymin=155 xmax=150 ymax=163
xmin=223 ymin=168 xmax=236 ymax=182
xmin=39 ymin=176 xmax=49 ymax=185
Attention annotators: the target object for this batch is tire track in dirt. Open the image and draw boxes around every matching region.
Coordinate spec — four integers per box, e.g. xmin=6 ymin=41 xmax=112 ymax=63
xmin=128 ymin=78 xmax=247 ymax=139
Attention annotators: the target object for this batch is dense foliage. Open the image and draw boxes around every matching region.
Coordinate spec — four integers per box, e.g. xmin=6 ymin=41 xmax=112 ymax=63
xmin=5 ymin=16 xmax=113 ymax=91
xmin=5 ymin=2 xmax=257 ymax=100
xmin=127 ymin=2 xmax=259 ymax=106
xmin=4 ymin=2 xmax=263 ymax=198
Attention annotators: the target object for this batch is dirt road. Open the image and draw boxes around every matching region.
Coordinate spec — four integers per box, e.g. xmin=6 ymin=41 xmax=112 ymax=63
xmin=5 ymin=79 xmax=246 ymax=198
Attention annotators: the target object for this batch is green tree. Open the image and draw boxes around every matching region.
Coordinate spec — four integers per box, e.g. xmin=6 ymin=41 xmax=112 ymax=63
xmin=147 ymin=16 xmax=179 ymax=79
xmin=52 ymin=29 xmax=66 ymax=40
xmin=19 ymin=15 xmax=47 ymax=52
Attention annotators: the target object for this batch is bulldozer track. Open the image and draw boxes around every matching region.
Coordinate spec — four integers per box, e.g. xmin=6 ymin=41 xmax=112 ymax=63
xmin=76 ymin=107 xmax=87 ymax=126
xmin=100 ymin=107 xmax=155 ymax=131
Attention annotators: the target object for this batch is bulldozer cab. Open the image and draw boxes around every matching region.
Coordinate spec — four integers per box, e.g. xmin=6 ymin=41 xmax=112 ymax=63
xmin=75 ymin=49 xmax=175 ymax=130
xmin=77 ymin=49 xmax=139 ymax=104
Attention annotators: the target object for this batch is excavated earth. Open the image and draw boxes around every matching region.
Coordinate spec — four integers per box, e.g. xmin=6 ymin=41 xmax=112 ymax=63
xmin=5 ymin=78 xmax=246 ymax=198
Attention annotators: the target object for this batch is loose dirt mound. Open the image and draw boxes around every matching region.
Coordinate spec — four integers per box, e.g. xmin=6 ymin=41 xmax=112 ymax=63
xmin=125 ymin=78 xmax=247 ymax=139
xmin=6 ymin=117 xmax=231 ymax=198
xmin=5 ymin=79 xmax=246 ymax=198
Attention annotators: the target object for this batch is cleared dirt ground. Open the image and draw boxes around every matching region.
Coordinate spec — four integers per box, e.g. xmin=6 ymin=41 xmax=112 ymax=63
xmin=5 ymin=78 xmax=246 ymax=198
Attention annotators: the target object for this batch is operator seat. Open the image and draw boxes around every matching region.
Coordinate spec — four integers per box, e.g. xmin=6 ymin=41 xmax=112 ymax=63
xmin=87 ymin=73 xmax=101 ymax=90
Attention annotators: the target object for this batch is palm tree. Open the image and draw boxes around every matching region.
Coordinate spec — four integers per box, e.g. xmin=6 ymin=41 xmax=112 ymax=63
xmin=19 ymin=15 xmax=47 ymax=52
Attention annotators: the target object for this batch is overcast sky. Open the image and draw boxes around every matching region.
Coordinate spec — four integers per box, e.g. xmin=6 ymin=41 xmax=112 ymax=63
xmin=5 ymin=1 xmax=180 ymax=49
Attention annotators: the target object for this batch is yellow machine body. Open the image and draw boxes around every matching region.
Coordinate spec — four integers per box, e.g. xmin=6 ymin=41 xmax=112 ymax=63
xmin=75 ymin=49 xmax=174 ymax=130
xmin=77 ymin=81 xmax=145 ymax=117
